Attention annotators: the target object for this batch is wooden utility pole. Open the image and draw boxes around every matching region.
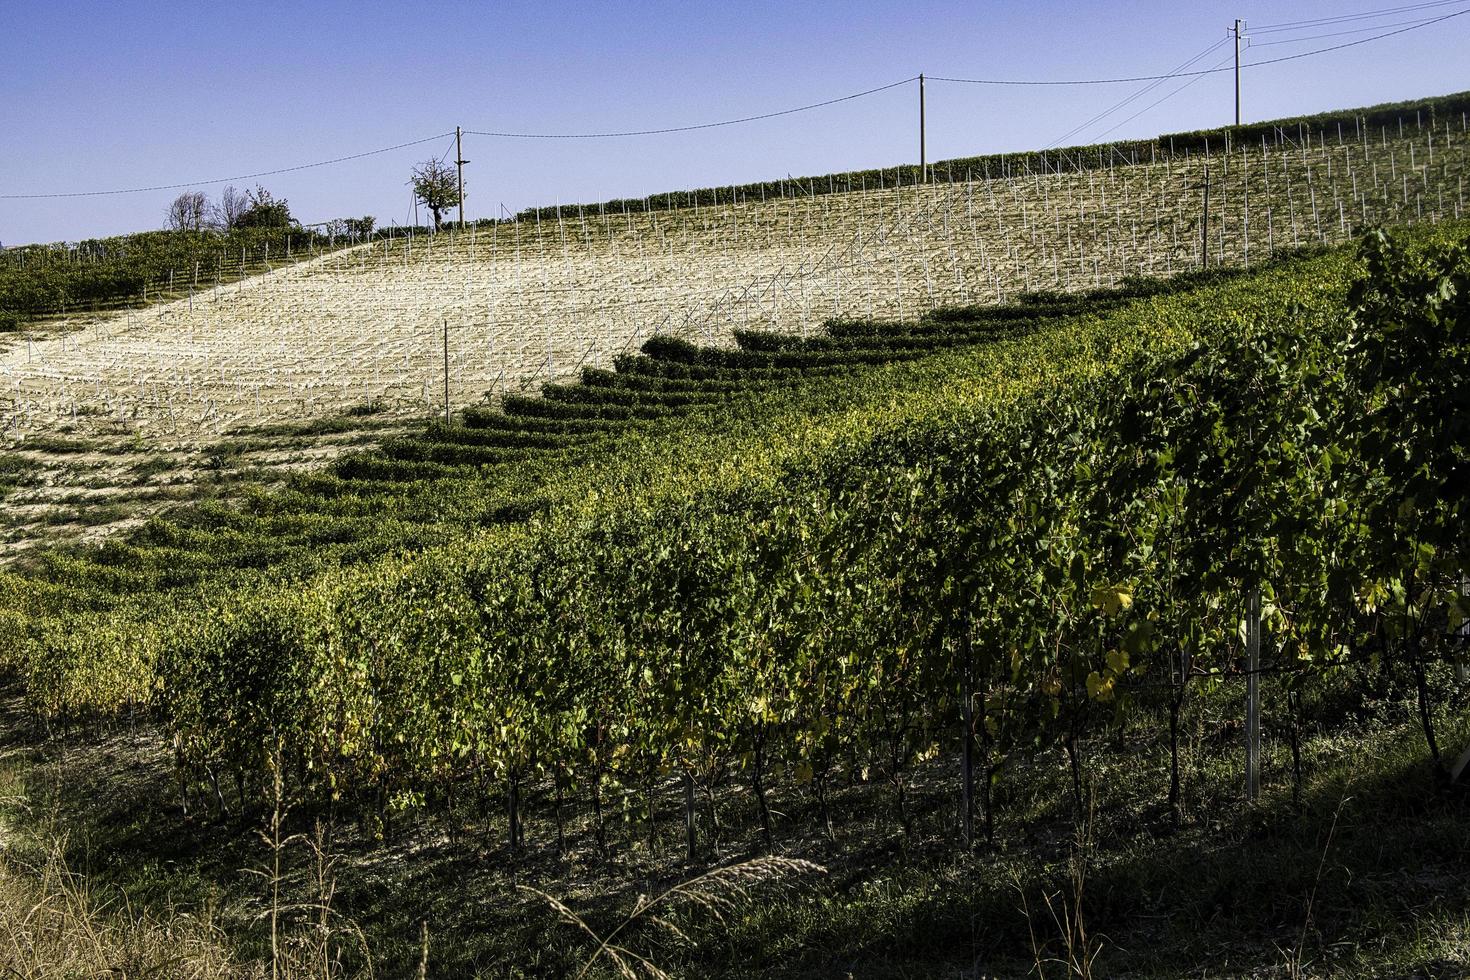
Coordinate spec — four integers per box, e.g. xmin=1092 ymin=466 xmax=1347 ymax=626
xmin=960 ymin=636 xmax=975 ymax=847
xmin=1233 ymin=20 xmax=1245 ymax=128
xmin=1229 ymin=18 xmax=1247 ymax=156
xmin=919 ymin=73 xmax=927 ymax=183
xmin=684 ymin=774 xmax=697 ymax=861
xmin=455 ymin=126 xmax=470 ymax=230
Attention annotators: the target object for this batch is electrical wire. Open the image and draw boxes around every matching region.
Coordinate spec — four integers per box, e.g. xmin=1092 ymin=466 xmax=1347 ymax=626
xmin=1222 ymin=8 xmax=1470 ymax=71
xmin=0 ymin=133 xmax=455 ymax=200
xmin=1252 ymin=0 xmax=1466 ymax=33
xmin=930 ymin=5 xmax=1469 ymax=84
xmin=464 ymin=76 xmax=916 ymax=138
xmin=1091 ymin=52 xmax=1237 ymax=142
xmin=1249 ymin=13 xmax=1452 ymax=45
xmin=1045 ymin=38 xmax=1228 ymax=149
xmin=4 ymin=5 xmax=1463 ymax=200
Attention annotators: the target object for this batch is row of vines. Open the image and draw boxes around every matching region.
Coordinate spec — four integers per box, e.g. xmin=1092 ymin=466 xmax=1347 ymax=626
xmin=0 ymin=226 xmax=358 ymax=330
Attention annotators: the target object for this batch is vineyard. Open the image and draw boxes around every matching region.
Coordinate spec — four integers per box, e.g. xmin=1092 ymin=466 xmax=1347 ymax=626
xmin=2 ymin=219 xmax=1468 ymax=973
xmin=0 ymin=225 xmax=360 ymax=332
xmin=5 ymin=116 xmax=1469 ymax=444
xmin=3 ymin=111 xmax=1468 ymax=562
xmin=1 ymin=97 xmax=1469 ymax=976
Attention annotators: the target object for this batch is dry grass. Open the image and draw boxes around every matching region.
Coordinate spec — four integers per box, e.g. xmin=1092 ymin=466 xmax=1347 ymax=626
xmin=0 ymin=835 xmax=391 ymax=978
xmin=528 ymin=855 xmax=826 ymax=980
xmin=0 ymin=838 xmax=247 ymax=978
xmin=0 ymin=694 xmax=378 ymax=979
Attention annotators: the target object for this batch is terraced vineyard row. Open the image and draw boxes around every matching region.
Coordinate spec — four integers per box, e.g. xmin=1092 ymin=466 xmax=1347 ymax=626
xmin=5 ymin=283 xmax=1143 ymax=595
xmin=0 ymin=226 xmax=362 ymax=331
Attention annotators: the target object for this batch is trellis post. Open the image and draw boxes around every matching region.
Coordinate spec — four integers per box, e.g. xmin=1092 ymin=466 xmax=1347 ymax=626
xmin=1245 ymin=584 xmax=1261 ymax=801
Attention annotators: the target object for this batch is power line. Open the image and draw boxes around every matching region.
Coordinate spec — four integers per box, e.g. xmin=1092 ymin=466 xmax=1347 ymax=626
xmin=930 ymin=5 xmax=1469 ymax=85
xmin=0 ymin=133 xmax=455 ymax=201
xmin=3 ymin=6 xmax=1464 ymax=202
xmin=1044 ymin=6 xmax=1464 ymax=160
xmin=1250 ymin=13 xmax=1452 ymax=45
xmin=1252 ymin=0 xmax=1466 ymax=33
xmin=1091 ymin=52 xmax=1236 ymax=143
xmin=1045 ymin=39 xmax=1229 ymax=149
xmin=1044 ymin=8 xmax=1466 ymax=146
xmin=1219 ymin=8 xmax=1470 ymax=73
xmin=464 ymin=76 xmax=916 ymax=139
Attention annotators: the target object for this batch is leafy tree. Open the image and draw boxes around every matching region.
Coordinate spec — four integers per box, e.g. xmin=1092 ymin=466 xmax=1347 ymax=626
xmin=345 ymin=216 xmax=375 ymax=240
xmin=322 ymin=216 xmax=376 ymax=242
xmin=234 ymin=185 xmax=294 ymax=229
xmin=410 ymin=160 xmax=459 ymax=230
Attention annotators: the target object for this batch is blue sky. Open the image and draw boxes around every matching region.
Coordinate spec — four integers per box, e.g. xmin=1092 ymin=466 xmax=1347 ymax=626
xmin=3 ymin=0 xmax=1467 ymax=245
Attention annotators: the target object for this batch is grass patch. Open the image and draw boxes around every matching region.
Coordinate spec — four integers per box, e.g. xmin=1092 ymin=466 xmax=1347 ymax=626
xmin=17 ymin=435 xmax=95 ymax=455
xmin=0 ymin=454 xmax=44 ymax=498
xmin=128 ymin=455 xmax=176 ymax=484
xmin=228 ymin=405 xmax=421 ymax=440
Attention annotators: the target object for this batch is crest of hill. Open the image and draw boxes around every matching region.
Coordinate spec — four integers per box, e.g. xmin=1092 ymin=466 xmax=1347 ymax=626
xmin=510 ymin=88 xmax=1470 ymax=221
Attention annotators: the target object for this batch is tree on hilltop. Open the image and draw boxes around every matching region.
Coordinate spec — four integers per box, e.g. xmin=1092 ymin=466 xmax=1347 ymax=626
xmin=345 ymin=216 xmax=375 ymax=240
xmin=165 ymin=191 xmax=210 ymax=231
xmin=410 ymin=159 xmax=460 ymax=230
xmin=212 ymin=185 xmax=251 ymax=229
xmin=234 ymin=185 xmax=295 ymax=229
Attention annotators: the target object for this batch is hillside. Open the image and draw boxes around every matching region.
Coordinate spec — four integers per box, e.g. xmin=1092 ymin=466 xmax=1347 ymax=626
xmin=1 ymin=88 xmax=1469 ymax=977
xmin=2 ymin=103 xmax=1466 ymax=558
xmin=7 ymin=113 xmax=1466 ymax=443
xmin=2 ymin=222 xmax=1468 ymax=976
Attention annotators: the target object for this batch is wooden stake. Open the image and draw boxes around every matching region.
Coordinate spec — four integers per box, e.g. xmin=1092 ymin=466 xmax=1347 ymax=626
xmin=1200 ymin=164 xmax=1211 ymax=268
xmin=1245 ymin=585 xmax=1261 ymax=801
